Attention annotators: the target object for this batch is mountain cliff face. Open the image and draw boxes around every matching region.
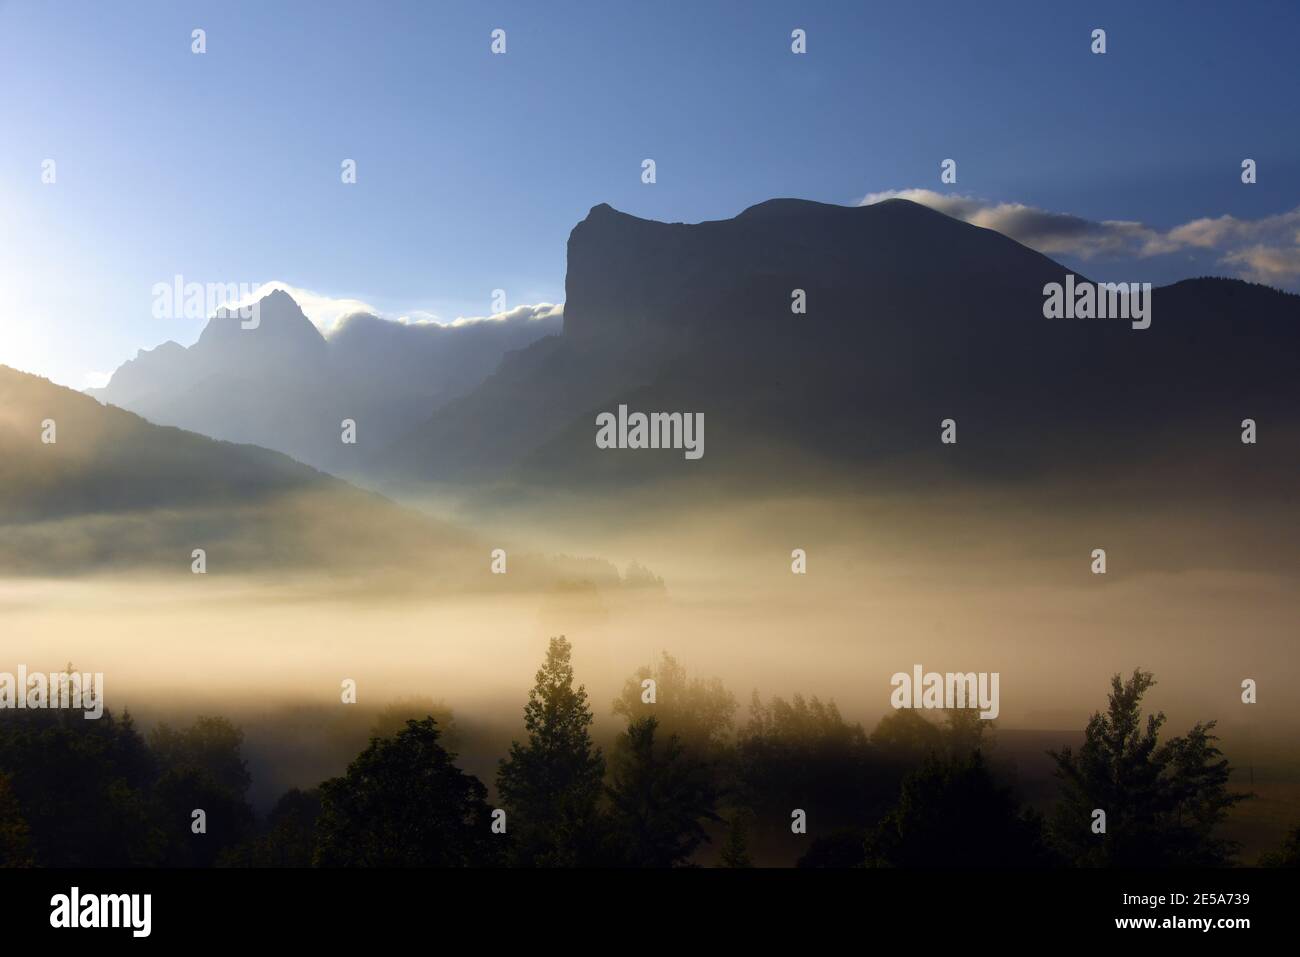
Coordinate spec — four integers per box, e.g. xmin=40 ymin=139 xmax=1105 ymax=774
xmin=379 ymin=198 xmax=1300 ymax=491
xmin=88 ymin=290 xmax=560 ymax=475
xmin=563 ymin=198 xmax=1067 ymax=349
xmin=82 ymin=199 xmax=1300 ymax=495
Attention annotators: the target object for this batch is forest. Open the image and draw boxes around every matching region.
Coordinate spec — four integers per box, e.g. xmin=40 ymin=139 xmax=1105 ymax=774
xmin=1 ymin=637 xmax=1293 ymax=870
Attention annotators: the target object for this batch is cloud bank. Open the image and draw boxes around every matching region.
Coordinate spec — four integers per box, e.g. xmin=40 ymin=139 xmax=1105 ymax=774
xmin=238 ymin=282 xmax=563 ymax=335
xmin=859 ymin=189 xmax=1300 ymax=285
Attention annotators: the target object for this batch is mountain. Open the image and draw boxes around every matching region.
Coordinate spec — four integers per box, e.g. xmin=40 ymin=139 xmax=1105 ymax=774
xmin=81 ymin=199 xmax=1300 ymax=500
xmin=89 ymin=290 xmax=560 ymax=475
xmin=0 ymin=364 xmax=603 ymax=586
xmin=377 ymin=198 xmax=1300 ymax=493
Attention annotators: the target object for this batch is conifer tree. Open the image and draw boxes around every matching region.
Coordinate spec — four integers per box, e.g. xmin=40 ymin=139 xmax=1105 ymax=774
xmin=497 ymin=636 xmax=607 ymax=866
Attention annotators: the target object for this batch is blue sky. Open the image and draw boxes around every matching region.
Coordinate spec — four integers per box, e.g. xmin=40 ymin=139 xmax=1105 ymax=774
xmin=2 ymin=0 xmax=1298 ymax=387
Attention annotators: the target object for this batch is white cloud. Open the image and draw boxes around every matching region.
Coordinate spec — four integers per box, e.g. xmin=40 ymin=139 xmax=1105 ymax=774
xmin=247 ymin=282 xmax=382 ymax=333
xmin=241 ymin=282 xmax=564 ymax=334
xmin=444 ymin=303 xmax=563 ymax=328
xmin=1222 ymin=244 xmax=1300 ymax=285
xmin=858 ymin=189 xmax=1300 ymax=285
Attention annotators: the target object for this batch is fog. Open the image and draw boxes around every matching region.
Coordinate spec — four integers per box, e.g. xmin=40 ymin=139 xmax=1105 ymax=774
xmin=4 ymin=486 xmax=1296 ymax=823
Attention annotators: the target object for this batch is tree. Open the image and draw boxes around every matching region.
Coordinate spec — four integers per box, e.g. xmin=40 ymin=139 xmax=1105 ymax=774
xmin=220 ymin=788 xmax=322 ymax=868
xmin=259 ymin=789 xmax=322 ymax=868
xmin=149 ymin=716 xmax=252 ymax=799
xmin=869 ymin=708 xmax=945 ymax=761
xmin=798 ymin=829 xmax=869 ymax=868
xmin=153 ymin=765 xmax=255 ymax=867
xmin=369 ymin=697 xmax=458 ymax=750
xmin=315 ymin=718 xmax=497 ymax=867
xmin=0 ymin=775 xmax=33 ymax=867
xmin=1049 ymin=670 xmax=1249 ymax=867
xmin=943 ymin=707 xmax=993 ymax=759
xmin=1259 ymin=824 xmax=1300 ymax=867
xmin=0 ymin=706 xmax=160 ymax=866
xmin=606 ymin=717 xmax=720 ymax=867
xmin=866 ymin=751 xmax=1054 ymax=868
xmin=149 ymin=716 xmax=255 ymax=866
xmin=613 ymin=653 xmax=737 ymax=757
xmin=717 ymin=810 xmax=754 ymax=868
xmin=497 ymin=636 xmax=607 ymax=866
xmin=737 ymin=692 xmax=885 ymax=838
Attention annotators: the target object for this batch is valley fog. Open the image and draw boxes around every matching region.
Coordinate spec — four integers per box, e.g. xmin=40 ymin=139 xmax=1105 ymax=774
xmin=4 ymin=489 xmax=1295 ymax=800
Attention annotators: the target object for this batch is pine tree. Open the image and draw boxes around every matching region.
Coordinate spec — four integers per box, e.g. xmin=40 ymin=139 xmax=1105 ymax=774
xmin=497 ymin=636 xmax=607 ymax=866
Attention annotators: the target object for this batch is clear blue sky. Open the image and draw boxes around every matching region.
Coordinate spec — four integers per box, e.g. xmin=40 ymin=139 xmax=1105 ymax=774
xmin=2 ymin=0 xmax=1298 ymax=387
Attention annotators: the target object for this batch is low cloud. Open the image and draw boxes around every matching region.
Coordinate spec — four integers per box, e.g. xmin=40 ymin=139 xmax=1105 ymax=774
xmin=1222 ymin=244 xmax=1300 ymax=285
xmin=445 ymin=303 xmax=563 ymax=328
xmin=859 ymin=189 xmax=1300 ymax=285
xmin=239 ymin=282 xmax=379 ymax=332
xmin=245 ymin=282 xmax=564 ymax=334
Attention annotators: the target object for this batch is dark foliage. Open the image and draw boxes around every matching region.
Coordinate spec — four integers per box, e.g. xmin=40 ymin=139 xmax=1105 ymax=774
xmin=1049 ymin=670 xmax=1248 ymax=867
xmin=497 ymin=636 xmax=607 ymax=866
xmin=315 ymin=718 xmax=498 ymax=867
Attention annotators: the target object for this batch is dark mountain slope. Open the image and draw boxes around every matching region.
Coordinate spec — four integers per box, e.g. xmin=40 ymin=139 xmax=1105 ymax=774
xmin=379 ymin=199 xmax=1300 ymax=492
xmin=0 ymin=365 xmax=596 ymax=585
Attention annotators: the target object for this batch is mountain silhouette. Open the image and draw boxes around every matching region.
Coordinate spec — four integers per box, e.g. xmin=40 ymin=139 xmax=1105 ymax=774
xmin=89 ymin=289 xmax=559 ymax=475
xmin=0 ymin=365 xmax=487 ymax=580
xmin=81 ymin=199 xmax=1300 ymax=498
xmin=377 ymin=198 xmax=1300 ymax=493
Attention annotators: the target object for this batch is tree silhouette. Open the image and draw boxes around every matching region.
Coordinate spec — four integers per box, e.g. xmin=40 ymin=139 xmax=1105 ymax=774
xmin=1049 ymin=669 xmax=1249 ymax=867
xmin=737 ymin=692 xmax=889 ymax=845
xmin=315 ymin=717 xmax=497 ymax=867
xmin=149 ymin=716 xmax=255 ymax=866
xmin=497 ymin=636 xmax=607 ymax=866
xmin=0 ymin=774 xmax=33 ymax=867
xmin=866 ymin=751 xmax=1055 ymax=868
xmin=221 ymin=788 xmax=322 ymax=868
xmin=0 ymin=706 xmax=159 ymax=866
xmin=613 ymin=653 xmax=737 ymax=758
xmin=154 ymin=765 xmax=255 ymax=867
xmin=1260 ymin=824 xmax=1300 ymax=867
xmin=149 ymin=716 xmax=252 ymax=798
xmin=259 ymin=788 xmax=322 ymax=868
xmin=369 ymin=697 xmax=458 ymax=750
xmin=606 ymin=717 xmax=720 ymax=867
xmin=942 ymin=707 xmax=994 ymax=759
xmin=717 ymin=810 xmax=754 ymax=868
xmin=797 ymin=829 xmax=870 ymax=868
xmin=869 ymin=708 xmax=945 ymax=761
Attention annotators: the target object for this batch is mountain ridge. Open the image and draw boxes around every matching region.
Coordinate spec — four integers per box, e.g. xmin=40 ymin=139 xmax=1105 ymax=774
xmin=378 ymin=197 xmax=1300 ymax=493
xmin=71 ymin=197 xmax=1300 ymax=497
xmin=0 ymin=364 xmax=636 ymax=587
xmin=88 ymin=289 xmax=561 ymax=475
